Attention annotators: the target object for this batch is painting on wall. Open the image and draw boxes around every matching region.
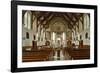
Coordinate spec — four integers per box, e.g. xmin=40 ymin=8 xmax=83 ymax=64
xmin=11 ymin=1 xmax=97 ymax=72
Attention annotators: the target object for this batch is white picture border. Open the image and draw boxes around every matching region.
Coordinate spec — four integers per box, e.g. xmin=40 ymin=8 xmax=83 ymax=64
xmin=17 ymin=5 xmax=94 ymax=68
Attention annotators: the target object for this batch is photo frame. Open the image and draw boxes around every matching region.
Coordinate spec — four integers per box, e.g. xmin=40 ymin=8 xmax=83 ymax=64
xmin=11 ymin=1 xmax=97 ymax=72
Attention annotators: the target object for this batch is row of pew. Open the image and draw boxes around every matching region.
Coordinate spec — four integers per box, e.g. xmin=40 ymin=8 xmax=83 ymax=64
xmin=22 ymin=46 xmax=53 ymax=62
xmin=22 ymin=45 xmax=90 ymax=62
xmin=64 ymin=45 xmax=90 ymax=60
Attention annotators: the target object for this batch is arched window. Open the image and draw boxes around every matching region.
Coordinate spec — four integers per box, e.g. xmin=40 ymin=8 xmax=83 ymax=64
xmin=86 ymin=14 xmax=90 ymax=29
xmin=84 ymin=14 xmax=90 ymax=30
xmin=79 ymin=19 xmax=83 ymax=32
xmin=80 ymin=35 xmax=82 ymax=40
xmin=24 ymin=11 xmax=32 ymax=29
xmin=26 ymin=32 xmax=29 ymax=39
xmin=85 ymin=32 xmax=88 ymax=39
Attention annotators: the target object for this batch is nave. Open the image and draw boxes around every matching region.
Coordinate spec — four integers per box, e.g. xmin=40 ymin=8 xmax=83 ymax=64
xmin=22 ymin=44 xmax=90 ymax=62
xmin=22 ymin=10 xmax=90 ymax=62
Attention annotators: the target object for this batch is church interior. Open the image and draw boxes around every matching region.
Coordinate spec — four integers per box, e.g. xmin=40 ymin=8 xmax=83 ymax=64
xmin=22 ymin=10 xmax=90 ymax=62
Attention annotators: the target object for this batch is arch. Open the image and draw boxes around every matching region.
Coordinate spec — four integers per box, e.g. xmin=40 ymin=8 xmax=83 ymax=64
xmin=23 ymin=11 xmax=32 ymax=29
xmin=84 ymin=14 xmax=90 ymax=30
xmin=48 ymin=17 xmax=68 ymax=32
xmin=86 ymin=14 xmax=90 ymax=29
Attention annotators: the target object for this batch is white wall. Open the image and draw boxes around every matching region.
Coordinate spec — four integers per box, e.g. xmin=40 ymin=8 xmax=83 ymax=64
xmin=0 ymin=0 xmax=100 ymax=73
xmin=79 ymin=29 xmax=90 ymax=45
xmin=22 ymin=13 xmax=38 ymax=46
xmin=79 ymin=14 xmax=90 ymax=45
xmin=22 ymin=27 xmax=33 ymax=46
xmin=72 ymin=14 xmax=90 ymax=45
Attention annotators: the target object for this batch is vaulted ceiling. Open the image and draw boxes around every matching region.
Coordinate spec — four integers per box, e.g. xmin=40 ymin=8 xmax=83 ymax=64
xmin=33 ymin=11 xmax=83 ymax=29
xmin=23 ymin=11 xmax=84 ymax=30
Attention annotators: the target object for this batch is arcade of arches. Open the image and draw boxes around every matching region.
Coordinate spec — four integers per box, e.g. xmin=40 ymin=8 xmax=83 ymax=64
xmin=22 ymin=11 xmax=90 ymax=62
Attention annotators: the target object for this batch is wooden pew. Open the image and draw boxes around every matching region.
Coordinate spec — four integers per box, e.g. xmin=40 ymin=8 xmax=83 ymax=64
xmin=22 ymin=52 xmax=50 ymax=62
xmin=68 ymin=48 xmax=90 ymax=60
xmin=22 ymin=47 xmax=53 ymax=62
xmin=64 ymin=47 xmax=90 ymax=60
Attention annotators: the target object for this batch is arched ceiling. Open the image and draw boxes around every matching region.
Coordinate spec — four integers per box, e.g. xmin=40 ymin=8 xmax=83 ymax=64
xmin=49 ymin=17 xmax=67 ymax=32
xmin=23 ymin=10 xmax=84 ymax=30
xmin=33 ymin=11 xmax=83 ymax=30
